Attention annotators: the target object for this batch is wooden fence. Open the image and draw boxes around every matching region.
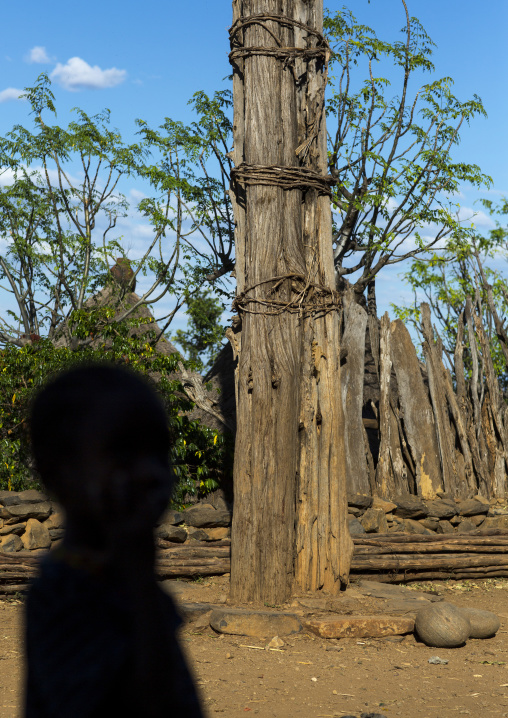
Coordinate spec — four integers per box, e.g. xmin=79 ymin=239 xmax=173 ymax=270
xmin=343 ymin=294 xmax=508 ymax=500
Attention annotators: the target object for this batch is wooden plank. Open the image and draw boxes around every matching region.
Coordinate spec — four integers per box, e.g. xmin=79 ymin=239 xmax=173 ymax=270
xmin=376 ymin=313 xmax=407 ymax=498
xmin=454 ymin=312 xmax=467 ymax=410
xmin=353 ymin=531 xmax=508 ymax=542
xmin=441 ymin=366 xmax=477 ymax=495
xmin=156 ymin=564 xmax=230 ymax=578
xmin=390 ymin=319 xmax=443 ymax=497
xmin=340 ymin=294 xmax=369 ymax=494
xmin=353 ymin=544 xmax=508 ymax=555
xmin=0 ymin=584 xmax=30 ymax=594
xmin=420 ymin=304 xmax=456 ymax=495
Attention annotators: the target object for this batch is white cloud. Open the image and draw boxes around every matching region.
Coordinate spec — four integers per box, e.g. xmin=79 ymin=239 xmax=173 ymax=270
xmin=25 ymin=46 xmax=51 ymax=64
xmin=485 ymin=188 xmax=508 ymax=197
xmin=50 ymin=57 xmax=127 ymax=91
xmin=129 ymin=188 xmax=147 ymax=202
xmin=0 ymin=234 xmax=12 ymax=251
xmin=456 ymin=205 xmax=495 ymax=229
xmin=0 ymin=168 xmax=16 ymax=187
xmin=0 ymin=87 xmax=25 ymax=103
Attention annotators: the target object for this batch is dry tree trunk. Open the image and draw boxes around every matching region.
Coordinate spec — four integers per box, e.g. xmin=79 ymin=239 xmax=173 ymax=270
xmin=229 ymin=0 xmax=351 ymax=603
xmin=454 ymin=312 xmax=467 ymax=409
xmin=229 ymin=0 xmax=303 ymax=604
xmin=471 ymin=307 xmax=508 ymax=499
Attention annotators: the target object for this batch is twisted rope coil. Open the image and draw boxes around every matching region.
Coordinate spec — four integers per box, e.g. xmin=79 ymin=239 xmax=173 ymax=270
xmin=233 ymin=274 xmax=341 ymax=318
xmin=229 ymin=14 xmax=337 ymax=317
xmin=229 ymin=13 xmax=329 ymax=62
xmin=231 ymin=163 xmax=336 ymax=196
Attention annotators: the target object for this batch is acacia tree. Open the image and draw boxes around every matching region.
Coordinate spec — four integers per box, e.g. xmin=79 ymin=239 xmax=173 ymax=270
xmin=229 ymin=0 xmax=353 ymax=603
xmin=0 ymin=75 xmax=233 ymax=348
xmin=325 ymin=2 xmax=490 ymax=307
xmin=0 ymin=78 xmax=235 ymax=494
xmin=0 ymin=76 xmax=237 ymax=496
xmin=173 ymin=287 xmax=226 ymax=372
xmin=394 ymin=198 xmax=508 ymax=389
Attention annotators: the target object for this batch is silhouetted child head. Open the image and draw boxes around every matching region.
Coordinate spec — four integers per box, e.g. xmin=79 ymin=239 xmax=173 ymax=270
xmin=30 ymin=364 xmax=173 ymax=545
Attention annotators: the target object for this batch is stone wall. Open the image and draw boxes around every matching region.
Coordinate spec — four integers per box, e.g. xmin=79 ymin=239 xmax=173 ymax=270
xmin=0 ymin=491 xmax=231 ymax=553
xmin=348 ymin=493 xmax=508 ymax=536
xmin=2 ymin=489 xmax=507 ymax=554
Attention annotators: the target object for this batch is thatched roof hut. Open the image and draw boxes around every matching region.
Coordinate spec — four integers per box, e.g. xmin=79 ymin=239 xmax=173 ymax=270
xmin=56 ymin=287 xmax=235 ymax=434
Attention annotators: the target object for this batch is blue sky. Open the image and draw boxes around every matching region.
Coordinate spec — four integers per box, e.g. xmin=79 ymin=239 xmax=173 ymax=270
xmin=1 ymin=0 xmax=507 ymax=339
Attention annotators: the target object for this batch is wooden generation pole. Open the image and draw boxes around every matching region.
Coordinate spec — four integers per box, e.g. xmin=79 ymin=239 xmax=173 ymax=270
xmin=229 ymin=0 xmax=353 ymax=604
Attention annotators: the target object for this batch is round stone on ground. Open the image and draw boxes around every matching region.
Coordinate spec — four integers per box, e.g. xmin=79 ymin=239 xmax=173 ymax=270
xmin=458 ymin=607 xmax=500 ymax=638
xmin=415 ymin=602 xmax=470 ymax=648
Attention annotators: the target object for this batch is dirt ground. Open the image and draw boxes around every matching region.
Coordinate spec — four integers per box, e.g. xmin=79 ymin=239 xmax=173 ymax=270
xmin=2 ymin=576 xmax=508 ymax=717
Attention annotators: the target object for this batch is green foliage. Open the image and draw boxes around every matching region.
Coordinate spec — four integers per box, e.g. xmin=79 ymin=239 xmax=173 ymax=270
xmin=173 ymin=288 xmax=225 ymax=372
xmin=0 ymin=75 xmax=235 ymax=350
xmin=323 ymin=4 xmax=491 ymax=297
xmin=0 ymin=75 xmax=237 ymax=501
xmin=135 ymin=88 xmax=235 ymax=298
xmin=0 ymin=73 xmax=147 ymax=343
xmin=0 ymin=314 xmax=232 ymax=498
xmin=393 ymin=199 xmax=508 ymax=387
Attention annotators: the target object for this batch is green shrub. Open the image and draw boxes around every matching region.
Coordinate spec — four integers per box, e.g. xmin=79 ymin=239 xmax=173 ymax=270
xmin=0 ymin=317 xmax=232 ymax=503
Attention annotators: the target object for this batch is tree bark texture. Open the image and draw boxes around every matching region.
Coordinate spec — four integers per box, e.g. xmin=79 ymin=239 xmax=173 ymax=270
xmin=390 ymin=319 xmax=443 ymax=498
xmin=298 ymin=291 xmax=508 ymax=509
xmin=421 ymin=306 xmax=456 ymax=496
xmin=376 ymin=313 xmax=406 ymax=498
xmin=229 ymin=0 xmax=352 ymax=602
xmin=341 ymin=294 xmax=369 ymax=495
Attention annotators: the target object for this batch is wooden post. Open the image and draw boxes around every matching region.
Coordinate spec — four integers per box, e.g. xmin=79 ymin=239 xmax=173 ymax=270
xmin=340 ymin=294 xmax=370 ymax=495
xmin=229 ymin=0 xmax=352 ymax=603
xmin=390 ymin=319 xmax=444 ymax=498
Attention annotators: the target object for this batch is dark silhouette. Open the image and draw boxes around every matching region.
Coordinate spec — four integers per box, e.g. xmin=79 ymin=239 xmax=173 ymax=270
xmin=25 ymin=364 xmax=204 ymax=718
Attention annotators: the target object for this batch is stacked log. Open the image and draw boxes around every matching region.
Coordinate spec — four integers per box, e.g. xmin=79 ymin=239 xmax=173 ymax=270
xmin=156 ymin=542 xmax=231 ymax=578
xmin=352 ymin=532 xmax=508 ymax=582
xmin=3 ymin=533 xmax=508 ymax=591
xmin=0 ymin=551 xmax=39 ymax=593
xmin=158 ymin=532 xmax=508 ymax=584
xmin=0 ymin=543 xmax=232 ymax=593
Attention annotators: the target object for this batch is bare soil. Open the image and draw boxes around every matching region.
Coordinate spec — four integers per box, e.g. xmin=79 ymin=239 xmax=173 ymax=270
xmin=2 ymin=577 xmax=508 ymax=717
